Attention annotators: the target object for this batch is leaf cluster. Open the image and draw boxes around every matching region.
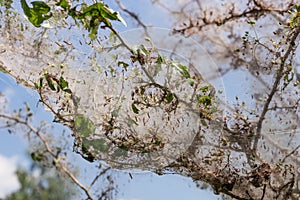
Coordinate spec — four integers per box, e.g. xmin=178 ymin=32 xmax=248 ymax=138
xmin=56 ymin=0 xmax=126 ymax=39
xmin=20 ymin=0 xmax=126 ymax=39
xmin=21 ymin=0 xmax=52 ymax=27
xmin=34 ymin=73 xmax=72 ymax=94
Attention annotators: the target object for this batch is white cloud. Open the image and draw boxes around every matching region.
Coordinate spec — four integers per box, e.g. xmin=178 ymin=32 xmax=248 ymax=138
xmin=0 ymin=155 xmax=20 ymax=199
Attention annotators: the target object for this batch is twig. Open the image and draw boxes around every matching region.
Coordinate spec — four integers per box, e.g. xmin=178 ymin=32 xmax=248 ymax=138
xmin=115 ymin=0 xmax=148 ymax=32
xmin=281 ymin=144 xmax=300 ymax=163
xmin=254 ymin=27 xmax=300 ymax=151
xmin=107 ymin=25 xmax=133 ymax=54
xmin=261 ymin=184 xmax=267 ymax=200
xmin=107 ymin=25 xmax=156 ymax=83
xmin=0 ymin=113 xmax=95 ymax=200
xmin=88 ymin=167 xmax=111 ymax=190
xmin=173 ymin=1 xmax=293 ymax=35
xmin=38 ymin=93 xmax=71 ymax=124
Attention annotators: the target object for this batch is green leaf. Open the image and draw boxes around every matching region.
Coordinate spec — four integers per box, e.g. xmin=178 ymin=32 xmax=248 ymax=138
xmin=39 ymin=77 xmax=43 ymax=87
xmin=74 ymin=2 xmax=122 ymax=39
xmin=82 ymin=138 xmax=109 ymax=152
xmin=153 ymin=55 xmax=164 ymax=77
xmin=166 ymin=92 xmax=174 ymax=103
xmin=200 ymin=85 xmax=209 ymax=92
xmin=59 ymin=76 xmax=69 ymax=89
xmin=88 ymin=31 xmax=97 ymax=41
xmin=296 ymin=4 xmax=300 ymax=12
xmin=31 ymin=1 xmax=50 ymax=14
xmin=56 ymin=0 xmax=70 ymax=10
xmin=247 ymin=20 xmax=255 ymax=25
xmin=45 ymin=75 xmax=56 ymax=91
xmin=74 ymin=114 xmax=96 ymax=138
xmin=34 ymin=77 xmax=43 ymax=92
xmin=81 ymin=143 xmax=89 ymax=154
xmin=100 ymin=5 xmax=127 ymax=26
xmin=156 ymin=55 xmax=164 ymax=65
xmin=171 ymin=62 xmax=190 ymax=79
xmin=138 ymin=45 xmax=148 ymax=56
xmin=132 ymin=45 xmax=148 ymax=58
xmin=189 ymin=80 xmax=194 ymax=86
xmin=197 ymin=95 xmax=212 ymax=106
xmin=63 ymin=88 xmax=72 ymax=94
xmin=78 ymin=3 xmax=117 ymax=22
xmin=131 ymin=103 xmax=139 ymax=114
xmin=21 ymin=0 xmax=32 ymax=18
xmin=200 ymin=119 xmax=208 ymax=126
xmin=100 ymin=4 xmax=119 ymax=21
xmin=31 ymin=152 xmax=43 ymax=162
xmin=34 ymin=82 xmax=39 ymax=89
xmin=119 ymin=144 xmax=129 ymax=151
xmin=21 ymin=0 xmax=52 ymax=27
xmin=118 ymin=61 xmax=129 ymax=69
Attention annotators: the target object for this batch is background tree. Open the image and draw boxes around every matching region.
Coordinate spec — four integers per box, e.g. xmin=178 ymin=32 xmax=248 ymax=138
xmin=5 ymin=162 xmax=75 ymax=200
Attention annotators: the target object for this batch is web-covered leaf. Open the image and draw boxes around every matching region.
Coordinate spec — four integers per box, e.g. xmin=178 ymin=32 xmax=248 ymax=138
xmin=21 ymin=0 xmax=51 ymax=27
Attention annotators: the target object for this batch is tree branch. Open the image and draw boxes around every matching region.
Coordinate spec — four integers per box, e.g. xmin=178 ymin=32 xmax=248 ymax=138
xmin=254 ymin=27 xmax=300 ymax=151
xmin=0 ymin=113 xmax=95 ymax=200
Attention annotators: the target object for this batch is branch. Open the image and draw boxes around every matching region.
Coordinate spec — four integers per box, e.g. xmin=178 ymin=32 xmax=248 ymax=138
xmin=254 ymin=27 xmax=300 ymax=151
xmin=88 ymin=166 xmax=111 ymax=190
xmin=107 ymin=25 xmax=133 ymax=54
xmin=281 ymin=144 xmax=300 ymax=163
xmin=173 ymin=1 xmax=293 ymax=36
xmin=0 ymin=113 xmax=95 ymax=200
xmin=115 ymin=0 xmax=148 ymax=32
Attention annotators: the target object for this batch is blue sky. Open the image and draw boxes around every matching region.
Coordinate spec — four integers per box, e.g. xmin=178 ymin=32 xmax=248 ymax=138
xmin=0 ymin=74 xmax=31 ymax=197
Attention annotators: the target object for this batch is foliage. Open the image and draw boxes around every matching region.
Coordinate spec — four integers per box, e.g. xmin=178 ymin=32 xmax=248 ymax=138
xmin=5 ymin=165 xmax=74 ymax=200
xmin=21 ymin=0 xmax=52 ymax=27
xmin=21 ymin=0 xmax=126 ymax=39
xmin=289 ymin=4 xmax=300 ymax=28
xmin=58 ymin=1 xmax=126 ymax=39
xmin=34 ymin=73 xmax=72 ymax=94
